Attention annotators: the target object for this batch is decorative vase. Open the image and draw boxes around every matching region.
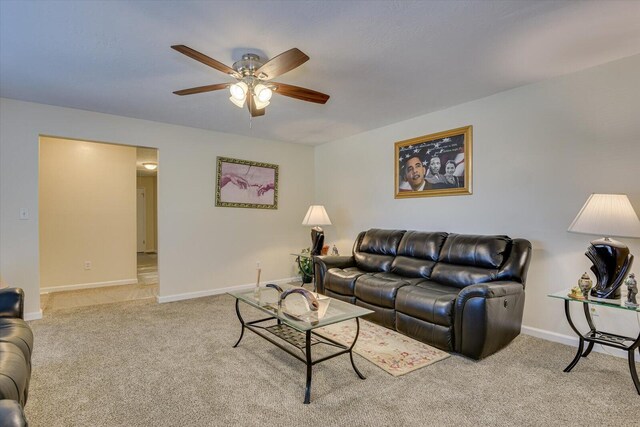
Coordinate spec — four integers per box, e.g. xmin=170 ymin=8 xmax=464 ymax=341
xmin=578 ymin=272 xmax=593 ymax=298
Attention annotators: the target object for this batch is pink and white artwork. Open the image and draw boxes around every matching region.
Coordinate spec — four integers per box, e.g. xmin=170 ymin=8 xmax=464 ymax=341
xmin=216 ymin=157 xmax=278 ymax=209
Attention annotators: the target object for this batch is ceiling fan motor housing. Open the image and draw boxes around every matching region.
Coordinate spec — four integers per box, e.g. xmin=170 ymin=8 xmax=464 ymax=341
xmin=233 ymin=54 xmax=264 ymax=77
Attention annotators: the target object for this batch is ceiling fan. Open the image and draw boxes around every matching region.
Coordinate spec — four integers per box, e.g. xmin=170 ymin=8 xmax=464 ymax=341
xmin=171 ymin=45 xmax=330 ymax=117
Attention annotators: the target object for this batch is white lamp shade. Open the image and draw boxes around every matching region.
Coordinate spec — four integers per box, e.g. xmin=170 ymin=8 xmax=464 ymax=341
xmin=254 ymin=83 xmax=273 ymax=102
xmin=568 ymin=194 xmax=640 ymax=238
xmin=229 ymin=82 xmax=248 ymax=100
xmin=302 ymin=205 xmax=332 ymax=226
xmin=229 ymin=96 xmax=246 ymax=108
xmin=252 ymin=95 xmax=270 ymax=110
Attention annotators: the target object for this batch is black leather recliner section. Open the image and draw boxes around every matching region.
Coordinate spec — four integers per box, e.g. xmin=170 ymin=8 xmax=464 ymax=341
xmin=0 ymin=288 xmax=32 ymax=427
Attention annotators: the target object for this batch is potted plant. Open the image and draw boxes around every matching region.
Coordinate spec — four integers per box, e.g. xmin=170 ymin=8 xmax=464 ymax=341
xmin=297 ymin=248 xmax=313 ymax=284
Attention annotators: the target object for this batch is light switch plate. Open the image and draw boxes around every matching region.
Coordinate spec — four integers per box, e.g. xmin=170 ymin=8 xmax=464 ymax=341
xmin=19 ymin=208 xmax=29 ymax=220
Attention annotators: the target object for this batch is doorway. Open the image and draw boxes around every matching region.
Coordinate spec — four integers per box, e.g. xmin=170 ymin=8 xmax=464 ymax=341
xmin=38 ymin=136 xmax=159 ymax=312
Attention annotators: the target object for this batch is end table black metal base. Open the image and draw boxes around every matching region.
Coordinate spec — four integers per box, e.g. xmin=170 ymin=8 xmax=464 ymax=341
xmin=562 ymin=300 xmax=640 ymax=394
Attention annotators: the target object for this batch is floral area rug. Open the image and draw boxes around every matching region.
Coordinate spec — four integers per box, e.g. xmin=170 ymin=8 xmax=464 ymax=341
xmin=316 ymin=320 xmax=450 ymax=376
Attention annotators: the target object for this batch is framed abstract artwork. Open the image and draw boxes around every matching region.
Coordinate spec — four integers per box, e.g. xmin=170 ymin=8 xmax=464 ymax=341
xmin=394 ymin=125 xmax=472 ymax=198
xmin=215 ymin=157 xmax=279 ymax=209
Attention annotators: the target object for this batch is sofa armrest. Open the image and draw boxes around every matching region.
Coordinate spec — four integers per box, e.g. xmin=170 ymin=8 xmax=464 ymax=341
xmin=0 ymin=288 xmax=25 ymax=319
xmin=0 ymin=400 xmax=28 ymax=427
xmin=454 ymin=281 xmax=525 ymax=359
xmin=313 ymin=256 xmax=356 ymax=294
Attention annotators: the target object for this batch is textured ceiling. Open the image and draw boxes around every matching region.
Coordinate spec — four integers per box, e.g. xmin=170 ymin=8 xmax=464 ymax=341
xmin=1 ymin=1 xmax=639 ymax=145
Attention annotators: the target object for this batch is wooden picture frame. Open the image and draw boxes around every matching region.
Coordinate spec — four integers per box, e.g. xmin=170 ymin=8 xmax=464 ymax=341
xmin=395 ymin=125 xmax=472 ymax=198
xmin=215 ymin=156 xmax=279 ymax=209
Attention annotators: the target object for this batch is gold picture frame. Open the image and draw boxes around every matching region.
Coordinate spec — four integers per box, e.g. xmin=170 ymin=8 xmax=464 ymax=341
xmin=215 ymin=157 xmax=279 ymax=209
xmin=394 ymin=125 xmax=472 ymax=198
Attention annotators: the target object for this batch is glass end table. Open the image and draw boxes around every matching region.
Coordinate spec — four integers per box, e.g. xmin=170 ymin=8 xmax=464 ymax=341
xmin=548 ymin=290 xmax=640 ymax=394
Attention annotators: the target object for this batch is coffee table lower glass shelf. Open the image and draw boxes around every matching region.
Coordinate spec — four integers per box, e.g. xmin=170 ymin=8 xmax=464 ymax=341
xmin=228 ymin=285 xmax=373 ymax=403
xmin=548 ymin=290 xmax=640 ymax=394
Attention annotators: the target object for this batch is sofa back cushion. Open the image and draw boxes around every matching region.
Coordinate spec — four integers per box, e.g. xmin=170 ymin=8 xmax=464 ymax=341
xmin=391 ymin=231 xmax=448 ymax=278
xmin=438 ymin=234 xmax=510 ymax=268
xmin=354 ymin=229 xmax=405 ymax=272
xmin=430 ymin=234 xmax=510 ymax=288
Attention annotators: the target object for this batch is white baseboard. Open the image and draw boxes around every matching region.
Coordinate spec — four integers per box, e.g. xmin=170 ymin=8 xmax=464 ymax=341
xmin=25 ymin=310 xmax=43 ymax=321
xmin=157 ymin=277 xmax=299 ymax=304
xmin=521 ymin=325 xmax=627 ymax=359
xmin=40 ymin=278 xmax=138 ymax=294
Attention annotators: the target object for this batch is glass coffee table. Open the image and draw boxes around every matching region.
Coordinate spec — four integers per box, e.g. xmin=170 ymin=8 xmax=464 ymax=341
xmin=229 ymin=284 xmax=373 ymax=403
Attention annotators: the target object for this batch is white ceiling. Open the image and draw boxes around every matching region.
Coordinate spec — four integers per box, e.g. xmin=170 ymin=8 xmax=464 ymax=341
xmin=1 ymin=1 xmax=639 ymax=145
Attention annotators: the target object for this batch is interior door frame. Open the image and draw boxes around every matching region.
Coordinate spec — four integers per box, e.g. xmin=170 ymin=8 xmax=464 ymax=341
xmin=136 ymin=187 xmax=146 ymax=252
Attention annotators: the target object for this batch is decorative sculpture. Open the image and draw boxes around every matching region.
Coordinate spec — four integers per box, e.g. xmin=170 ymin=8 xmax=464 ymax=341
xmin=278 ymin=287 xmax=319 ymax=311
xmin=577 ymin=272 xmax=593 ymax=298
xmin=625 ymin=273 xmax=638 ymax=308
xmin=310 ymin=228 xmax=325 ymax=256
xmin=586 ymin=239 xmax=634 ymax=299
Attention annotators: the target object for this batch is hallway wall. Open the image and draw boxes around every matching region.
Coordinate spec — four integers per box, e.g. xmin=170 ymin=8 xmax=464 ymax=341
xmin=39 ymin=136 xmax=137 ymax=291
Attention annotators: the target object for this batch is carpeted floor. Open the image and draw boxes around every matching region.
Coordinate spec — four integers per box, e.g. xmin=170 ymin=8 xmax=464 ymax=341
xmin=26 ymin=294 xmax=640 ymax=426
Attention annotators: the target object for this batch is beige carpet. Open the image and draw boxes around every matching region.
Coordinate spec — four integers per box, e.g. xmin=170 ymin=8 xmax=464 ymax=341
xmin=317 ymin=320 xmax=449 ymax=376
xmin=26 ymin=294 xmax=640 ymax=426
xmin=40 ymin=253 xmax=158 ymax=312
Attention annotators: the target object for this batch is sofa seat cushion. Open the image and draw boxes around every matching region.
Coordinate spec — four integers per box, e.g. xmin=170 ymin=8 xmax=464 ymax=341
xmin=0 ymin=343 xmax=28 ymax=405
xmin=372 ymin=272 xmax=424 ymax=286
xmin=325 ymin=267 xmax=368 ymax=296
xmin=354 ymin=275 xmax=410 ymax=309
xmin=0 ymin=320 xmax=33 ymax=362
xmin=395 ymin=281 xmax=459 ymax=327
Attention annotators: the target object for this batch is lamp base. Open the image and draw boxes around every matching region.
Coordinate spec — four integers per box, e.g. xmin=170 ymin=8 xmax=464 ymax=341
xmin=586 ymin=237 xmax=634 ymax=300
xmin=310 ymin=227 xmax=325 ymax=256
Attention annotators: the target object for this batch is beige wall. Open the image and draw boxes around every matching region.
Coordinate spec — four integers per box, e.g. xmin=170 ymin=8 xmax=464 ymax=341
xmin=136 ymin=176 xmax=157 ymax=252
xmin=39 ymin=137 xmax=137 ymax=290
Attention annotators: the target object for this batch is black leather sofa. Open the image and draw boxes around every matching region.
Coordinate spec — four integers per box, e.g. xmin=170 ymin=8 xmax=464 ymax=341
xmin=0 ymin=288 xmax=32 ymax=427
xmin=314 ymin=229 xmax=532 ymax=359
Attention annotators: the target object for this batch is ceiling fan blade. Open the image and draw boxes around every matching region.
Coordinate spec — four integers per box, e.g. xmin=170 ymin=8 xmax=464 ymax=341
xmin=173 ymin=83 xmax=229 ymax=96
xmin=171 ymin=45 xmax=239 ymax=77
xmin=255 ymin=48 xmax=309 ymax=80
xmin=247 ymin=96 xmax=266 ymax=117
xmin=272 ymin=82 xmax=330 ymax=104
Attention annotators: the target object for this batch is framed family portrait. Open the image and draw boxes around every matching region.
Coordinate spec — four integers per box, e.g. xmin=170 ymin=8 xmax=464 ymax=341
xmin=215 ymin=157 xmax=279 ymax=209
xmin=394 ymin=125 xmax=472 ymax=198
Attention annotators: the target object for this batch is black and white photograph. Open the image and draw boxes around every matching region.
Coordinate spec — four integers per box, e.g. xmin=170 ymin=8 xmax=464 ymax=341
xmin=395 ymin=126 xmax=472 ymax=198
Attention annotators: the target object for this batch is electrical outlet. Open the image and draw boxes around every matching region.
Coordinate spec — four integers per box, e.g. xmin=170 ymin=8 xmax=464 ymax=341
xmin=84 ymin=261 xmax=92 ymax=270
xmin=256 ymin=261 xmax=261 ymax=269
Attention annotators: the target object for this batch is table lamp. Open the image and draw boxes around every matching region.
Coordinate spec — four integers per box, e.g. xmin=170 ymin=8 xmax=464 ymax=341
xmin=568 ymin=194 xmax=640 ymax=299
xmin=302 ymin=205 xmax=332 ymax=256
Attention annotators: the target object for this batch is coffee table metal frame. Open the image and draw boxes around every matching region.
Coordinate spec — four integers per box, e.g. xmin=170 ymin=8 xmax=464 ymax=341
xmin=230 ymin=288 xmax=373 ymax=404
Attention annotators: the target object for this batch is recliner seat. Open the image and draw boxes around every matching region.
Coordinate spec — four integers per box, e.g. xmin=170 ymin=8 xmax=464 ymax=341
xmin=315 ymin=229 xmax=532 ymax=359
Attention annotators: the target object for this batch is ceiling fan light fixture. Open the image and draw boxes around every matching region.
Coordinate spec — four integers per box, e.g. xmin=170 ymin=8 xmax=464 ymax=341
xmin=229 ymin=82 xmax=248 ymax=101
xmin=229 ymin=96 xmax=246 ymax=108
xmin=254 ymin=83 xmax=273 ymax=102
xmin=253 ymin=95 xmax=270 ymax=110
